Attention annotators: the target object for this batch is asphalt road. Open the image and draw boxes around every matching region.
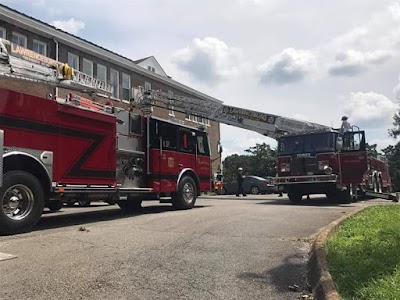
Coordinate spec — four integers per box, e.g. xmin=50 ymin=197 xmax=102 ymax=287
xmin=0 ymin=195 xmax=387 ymax=300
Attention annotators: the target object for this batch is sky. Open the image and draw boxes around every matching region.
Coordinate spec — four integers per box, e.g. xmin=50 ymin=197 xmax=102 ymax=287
xmin=3 ymin=0 xmax=400 ymax=158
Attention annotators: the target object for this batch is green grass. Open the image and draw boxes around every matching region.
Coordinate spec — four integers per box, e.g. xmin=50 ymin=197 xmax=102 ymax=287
xmin=326 ymin=205 xmax=400 ymax=300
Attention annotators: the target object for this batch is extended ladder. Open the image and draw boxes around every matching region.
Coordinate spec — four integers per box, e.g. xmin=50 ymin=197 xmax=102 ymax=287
xmin=0 ymin=38 xmax=113 ymax=95
xmin=132 ymin=86 xmax=330 ymax=139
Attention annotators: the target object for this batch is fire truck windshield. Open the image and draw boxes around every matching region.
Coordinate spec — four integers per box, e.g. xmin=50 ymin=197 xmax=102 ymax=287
xmin=278 ymin=132 xmax=336 ymax=156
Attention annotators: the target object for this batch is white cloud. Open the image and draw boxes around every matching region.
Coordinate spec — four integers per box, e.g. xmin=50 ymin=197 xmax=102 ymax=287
xmin=257 ymin=48 xmax=317 ymax=85
xmin=342 ymin=92 xmax=398 ymax=129
xmin=172 ymin=37 xmax=243 ymax=86
xmin=328 ymin=50 xmax=391 ymax=76
xmin=368 ymin=137 xmax=396 ymax=152
xmin=51 ymin=18 xmax=85 ymax=35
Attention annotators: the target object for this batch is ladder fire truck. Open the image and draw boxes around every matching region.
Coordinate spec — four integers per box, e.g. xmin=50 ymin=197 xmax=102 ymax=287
xmin=274 ymin=127 xmax=395 ymax=203
xmin=0 ymin=38 xmax=393 ymax=234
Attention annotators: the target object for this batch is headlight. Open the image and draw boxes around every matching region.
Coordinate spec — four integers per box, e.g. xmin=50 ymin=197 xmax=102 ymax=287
xmin=323 ymin=166 xmax=333 ymax=175
xmin=318 ymin=160 xmax=329 ymax=171
xmin=280 ymin=163 xmax=290 ymax=172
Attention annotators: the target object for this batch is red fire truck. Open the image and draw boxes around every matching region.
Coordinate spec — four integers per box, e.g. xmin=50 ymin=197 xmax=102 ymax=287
xmin=0 ymin=88 xmax=214 ymax=234
xmin=274 ymin=128 xmax=393 ymax=203
xmin=0 ymin=39 xmax=215 ymax=234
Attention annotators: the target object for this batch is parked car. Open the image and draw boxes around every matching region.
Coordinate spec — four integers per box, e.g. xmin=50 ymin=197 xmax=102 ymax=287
xmin=221 ymin=175 xmax=275 ymax=195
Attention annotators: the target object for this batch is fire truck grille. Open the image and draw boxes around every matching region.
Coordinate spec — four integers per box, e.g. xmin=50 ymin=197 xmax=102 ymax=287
xmin=291 ymin=157 xmax=319 ymax=175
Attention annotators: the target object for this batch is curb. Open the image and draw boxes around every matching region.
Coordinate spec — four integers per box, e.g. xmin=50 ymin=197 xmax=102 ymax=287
xmin=307 ymin=205 xmax=369 ymax=300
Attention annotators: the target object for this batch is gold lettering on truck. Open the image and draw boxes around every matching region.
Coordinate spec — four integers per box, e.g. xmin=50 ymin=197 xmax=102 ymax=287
xmin=11 ymin=43 xmax=58 ymax=68
xmin=168 ymin=157 xmax=174 ymax=168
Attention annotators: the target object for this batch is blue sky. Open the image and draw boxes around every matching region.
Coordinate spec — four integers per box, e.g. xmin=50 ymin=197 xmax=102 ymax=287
xmin=2 ymin=0 xmax=400 ymax=157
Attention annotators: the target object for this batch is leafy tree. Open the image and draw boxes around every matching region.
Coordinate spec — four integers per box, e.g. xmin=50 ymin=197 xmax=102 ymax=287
xmin=382 ymin=143 xmax=400 ymax=192
xmin=365 ymin=143 xmax=379 ymax=157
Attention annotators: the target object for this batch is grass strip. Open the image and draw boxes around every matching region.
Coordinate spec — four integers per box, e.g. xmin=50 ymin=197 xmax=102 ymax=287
xmin=326 ymin=205 xmax=400 ymax=300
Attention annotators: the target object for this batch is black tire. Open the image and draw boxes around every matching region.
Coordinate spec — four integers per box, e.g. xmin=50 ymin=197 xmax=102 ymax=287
xmin=221 ymin=187 xmax=227 ymax=195
xmin=288 ymin=190 xmax=302 ymax=204
xmin=117 ymin=197 xmax=142 ymax=213
xmin=337 ymin=190 xmax=352 ymax=203
xmin=48 ymin=201 xmax=63 ymax=212
xmin=326 ymin=191 xmax=337 ymax=202
xmin=0 ymin=171 xmax=45 ymax=235
xmin=78 ymin=198 xmax=91 ymax=207
xmin=172 ymin=176 xmax=197 ymax=209
xmin=65 ymin=199 xmax=76 ymax=207
xmin=250 ymin=186 xmax=259 ymax=195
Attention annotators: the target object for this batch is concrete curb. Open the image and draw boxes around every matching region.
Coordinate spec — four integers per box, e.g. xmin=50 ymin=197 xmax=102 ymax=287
xmin=307 ymin=205 xmax=369 ymax=300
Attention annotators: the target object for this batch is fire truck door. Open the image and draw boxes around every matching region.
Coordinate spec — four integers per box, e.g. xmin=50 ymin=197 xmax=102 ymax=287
xmin=338 ymin=131 xmax=367 ymax=184
xmin=177 ymin=129 xmax=196 ymax=172
xmin=195 ymin=132 xmax=212 ymax=191
xmin=158 ymin=122 xmax=179 ymax=192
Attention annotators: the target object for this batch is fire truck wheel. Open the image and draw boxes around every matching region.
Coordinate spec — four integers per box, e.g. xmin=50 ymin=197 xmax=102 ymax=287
xmin=78 ymin=198 xmax=91 ymax=207
xmin=221 ymin=187 xmax=227 ymax=195
xmin=0 ymin=171 xmax=45 ymax=235
xmin=172 ymin=176 xmax=197 ymax=209
xmin=48 ymin=201 xmax=62 ymax=212
xmin=117 ymin=199 xmax=142 ymax=213
xmin=65 ymin=199 xmax=76 ymax=207
xmin=288 ymin=190 xmax=302 ymax=204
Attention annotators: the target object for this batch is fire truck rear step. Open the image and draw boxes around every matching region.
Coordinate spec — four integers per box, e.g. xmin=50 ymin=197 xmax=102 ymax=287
xmin=365 ymin=191 xmax=399 ymax=202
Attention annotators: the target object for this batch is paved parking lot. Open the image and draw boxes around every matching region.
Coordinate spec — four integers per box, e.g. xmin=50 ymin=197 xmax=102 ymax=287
xmin=0 ymin=194 xmax=388 ymax=300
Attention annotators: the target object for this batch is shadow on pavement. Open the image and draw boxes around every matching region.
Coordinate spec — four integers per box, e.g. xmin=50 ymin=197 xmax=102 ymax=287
xmin=256 ymin=196 xmax=360 ymax=207
xmin=34 ymin=204 xmax=208 ymax=233
xmin=237 ymin=252 xmax=309 ymax=296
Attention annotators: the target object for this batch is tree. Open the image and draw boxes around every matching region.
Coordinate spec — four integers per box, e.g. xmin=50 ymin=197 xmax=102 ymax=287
xmin=382 ymin=143 xmax=400 ymax=192
xmin=389 ymin=112 xmax=400 ymax=138
xmin=365 ymin=143 xmax=379 ymax=157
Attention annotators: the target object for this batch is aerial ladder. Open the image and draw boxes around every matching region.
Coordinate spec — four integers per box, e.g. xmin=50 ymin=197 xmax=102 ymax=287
xmin=131 ymin=87 xmax=329 ymax=140
xmin=0 ymin=37 xmax=329 ymax=139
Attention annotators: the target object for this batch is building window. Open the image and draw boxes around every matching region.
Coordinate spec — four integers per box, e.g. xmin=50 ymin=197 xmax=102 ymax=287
xmin=144 ymin=81 xmax=152 ymax=91
xmin=189 ymin=114 xmax=198 ymax=123
xmin=110 ymin=69 xmax=119 ymax=99
xmin=82 ymin=58 xmax=93 ymax=77
xmin=97 ymin=64 xmax=107 ymax=83
xmin=0 ymin=27 xmax=6 ymax=39
xmin=122 ymin=73 xmax=130 ymax=102
xmin=168 ymin=90 xmax=175 ymax=116
xmin=32 ymin=40 xmax=47 ymax=56
xmin=168 ymin=106 xmax=175 ymax=117
xmin=68 ymin=52 xmax=79 ymax=70
xmin=147 ymin=66 xmax=155 ymax=72
xmin=185 ymin=114 xmax=206 ymax=124
xmin=12 ymin=32 xmax=27 ymax=47
xmin=199 ymin=117 xmax=211 ymax=126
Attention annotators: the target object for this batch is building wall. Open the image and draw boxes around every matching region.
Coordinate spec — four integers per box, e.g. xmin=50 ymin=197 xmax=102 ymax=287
xmin=0 ymin=18 xmax=222 ymax=176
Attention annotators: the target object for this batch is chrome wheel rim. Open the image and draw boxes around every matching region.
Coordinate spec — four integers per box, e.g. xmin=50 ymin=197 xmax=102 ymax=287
xmin=182 ymin=182 xmax=195 ymax=203
xmin=251 ymin=187 xmax=259 ymax=194
xmin=2 ymin=184 xmax=34 ymax=221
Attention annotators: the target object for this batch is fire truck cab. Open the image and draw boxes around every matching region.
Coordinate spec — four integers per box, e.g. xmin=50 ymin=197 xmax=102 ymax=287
xmin=275 ymin=128 xmax=392 ymax=203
